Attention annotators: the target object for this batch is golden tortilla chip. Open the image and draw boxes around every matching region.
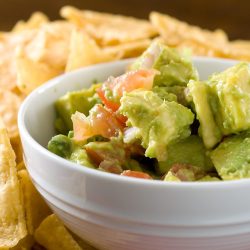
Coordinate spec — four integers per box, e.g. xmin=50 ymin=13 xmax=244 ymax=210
xmin=230 ymin=40 xmax=250 ymax=50
xmin=11 ymin=136 xmax=23 ymax=165
xmin=149 ymin=12 xmax=227 ymax=47
xmin=176 ymin=39 xmax=250 ymax=61
xmin=104 ymin=39 xmax=152 ymax=58
xmin=34 ymin=214 xmax=82 ymax=250
xmin=0 ymin=30 xmax=36 ymax=91
xmin=176 ymin=40 xmax=224 ymax=58
xmin=66 ymin=29 xmax=121 ymax=72
xmin=17 ymin=162 xmax=25 ymax=171
xmin=0 ymin=89 xmax=21 ymax=139
xmin=18 ymin=169 xmax=51 ymax=234
xmin=15 ymin=46 xmax=62 ymax=95
xmin=0 ymin=118 xmax=27 ymax=248
xmin=221 ymin=43 xmax=250 ymax=61
xmin=11 ymin=235 xmax=34 ymax=250
xmin=61 ymin=6 xmax=157 ymax=46
xmin=12 ymin=12 xmax=49 ymax=33
xmin=24 ymin=21 xmax=74 ymax=71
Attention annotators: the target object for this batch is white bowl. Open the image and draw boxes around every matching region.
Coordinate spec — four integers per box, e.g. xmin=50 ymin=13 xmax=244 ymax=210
xmin=18 ymin=57 xmax=250 ymax=250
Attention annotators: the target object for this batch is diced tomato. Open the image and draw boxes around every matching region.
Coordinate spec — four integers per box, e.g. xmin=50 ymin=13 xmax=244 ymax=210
xmin=97 ymin=87 xmax=120 ymax=112
xmin=115 ymin=112 xmax=127 ymax=124
xmin=97 ymin=69 xmax=157 ymax=111
xmin=72 ymin=112 xmax=94 ymax=141
xmin=112 ymin=69 xmax=157 ymax=96
xmin=90 ymin=104 xmax=124 ymax=137
xmin=72 ymin=105 xmax=124 ymax=142
xmin=121 ymin=170 xmax=153 ymax=180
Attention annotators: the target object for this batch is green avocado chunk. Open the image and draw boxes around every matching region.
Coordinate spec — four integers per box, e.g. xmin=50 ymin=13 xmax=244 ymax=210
xmin=187 ymin=80 xmax=222 ymax=148
xmin=152 ymin=86 xmax=177 ymax=102
xmin=211 ymin=132 xmax=250 ymax=180
xmin=119 ymin=90 xmax=194 ymax=161
xmin=48 ymin=134 xmax=72 ymax=158
xmin=130 ymin=41 xmax=198 ymax=86
xmin=69 ymin=146 xmax=95 ymax=168
xmin=153 ymin=85 xmax=188 ymax=106
xmin=156 ymin=135 xmax=214 ymax=175
xmin=208 ymin=62 xmax=250 ymax=135
xmin=188 ymin=63 xmax=250 ymax=149
xmin=163 ymin=171 xmax=181 ymax=182
xmin=48 ymin=134 xmax=95 ymax=168
xmin=55 ymin=84 xmax=101 ymax=132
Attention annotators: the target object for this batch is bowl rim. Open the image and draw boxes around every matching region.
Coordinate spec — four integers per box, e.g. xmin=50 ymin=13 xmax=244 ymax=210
xmin=18 ymin=56 xmax=250 ymax=189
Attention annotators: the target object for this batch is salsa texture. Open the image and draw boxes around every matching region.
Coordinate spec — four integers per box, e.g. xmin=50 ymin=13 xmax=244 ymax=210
xmin=48 ymin=41 xmax=250 ymax=181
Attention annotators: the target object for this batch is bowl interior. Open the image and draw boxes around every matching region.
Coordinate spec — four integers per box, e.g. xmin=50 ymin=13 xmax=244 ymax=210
xmin=20 ymin=57 xmax=238 ymax=150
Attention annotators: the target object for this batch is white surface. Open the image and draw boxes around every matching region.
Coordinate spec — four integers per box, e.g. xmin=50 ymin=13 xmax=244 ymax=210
xmin=18 ymin=57 xmax=250 ymax=250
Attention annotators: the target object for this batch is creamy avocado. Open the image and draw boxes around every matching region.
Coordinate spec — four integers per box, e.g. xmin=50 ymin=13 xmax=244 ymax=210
xmin=187 ymin=80 xmax=222 ymax=148
xmin=119 ymin=90 xmax=194 ymax=161
xmin=156 ymin=135 xmax=214 ymax=175
xmin=48 ymin=134 xmax=72 ymax=158
xmin=208 ymin=63 xmax=250 ymax=134
xmin=211 ymin=132 xmax=250 ymax=180
xmin=152 ymin=86 xmax=177 ymax=102
xmin=130 ymin=41 xmax=198 ymax=86
xmin=55 ymin=84 xmax=101 ymax=132
xmin=153 ymin=85 xmax=188 ymax=106
xmin=48 ymin=134 xmax=95 ymax=168
xmin=69 ymin=147 xmax=95 ymax=168
xmin=164 ymin=171 xmax=181 ymax=182
xmin=188 ymin=63 xmax=250 ymax=149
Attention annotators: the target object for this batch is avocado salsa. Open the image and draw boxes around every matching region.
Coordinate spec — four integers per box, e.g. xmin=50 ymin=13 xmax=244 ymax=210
xmin=48 ymin=41 xmax=250 ymax=181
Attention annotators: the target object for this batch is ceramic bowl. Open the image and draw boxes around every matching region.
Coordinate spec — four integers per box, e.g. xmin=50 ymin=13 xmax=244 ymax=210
xmin=18 ymin=57 xmax=250 ymax=250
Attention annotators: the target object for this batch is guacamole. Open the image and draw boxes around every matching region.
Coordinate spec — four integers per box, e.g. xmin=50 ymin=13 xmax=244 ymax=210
xmin=48 ymin=41 xmax=250 ymax=182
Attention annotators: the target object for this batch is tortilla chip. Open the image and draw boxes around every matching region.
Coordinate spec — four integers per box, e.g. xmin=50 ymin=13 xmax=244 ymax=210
xmin=176 ymin=39 xmax=224 ymax=57
xmin=0 ymin=89 xmax=21 ymax=140
xmin=10 ymin=136 xmax=23 ymax=165
xmin=12 ymin=12 xmax=49 ymax=33
xmin=17 ymin=162 xmax=25 ymax=171
xmin=24 ymin=21 xmax=74 ymax=71
xmin=149 ymin=12 xmax=227 ymax=47
xmin=0 ymin=118 xmax=27 ymax=248
xmin=66 ymin=29 xmax=121 ymax=72
xmin=11 ymin=235 xmax=35 ymax=250
xmin=15 ymin=46 xmax=62 ymax=95
xmin=0 ymin=30 xmax=36 ymax=91
xmin=230 ymin=40 xmax=250 ymax=50
xmin=221 ymin=43 xmax=250 ymax=61
xmin=34 ymin=214 xmax=82 ymax=250
xmin=104 ymin=39 xmax=152 ymax=58
xmin=18 ymin=169 xmax=51 ymax=234
xmin=61 ymin=6 xmax=157 ymax=46
xmin=176 ymin=39 xmax=250 ymax=61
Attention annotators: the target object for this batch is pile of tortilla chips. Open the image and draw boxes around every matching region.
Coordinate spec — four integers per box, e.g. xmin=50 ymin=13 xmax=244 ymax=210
xmin=1 ymin=5 xmax=250 ymax=250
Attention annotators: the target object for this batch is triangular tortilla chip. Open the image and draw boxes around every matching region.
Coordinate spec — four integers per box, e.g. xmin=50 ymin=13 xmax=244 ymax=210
xmin=0 ymin=118 xmax=27 ymax=248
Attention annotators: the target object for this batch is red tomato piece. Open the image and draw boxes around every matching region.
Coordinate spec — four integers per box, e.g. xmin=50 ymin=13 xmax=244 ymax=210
xmin=72 ymin=112 xmax=94 ymax=141
xmin=96 ymin=87 xmax=120 ymax=112
xmin=97 ymin=69 xmax=157 ymax=111
xmin=72 ymin=105 xmax=124 ymax=142
xmin=90 ymin=104 xmax=124 ymax=138
xmin=111 ymin=69 xmax=156 ymax=97
xmin=121 ymin=170 xmax=153 ymax=180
